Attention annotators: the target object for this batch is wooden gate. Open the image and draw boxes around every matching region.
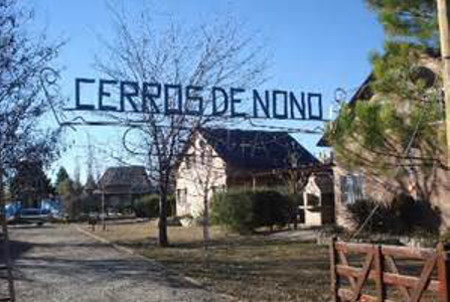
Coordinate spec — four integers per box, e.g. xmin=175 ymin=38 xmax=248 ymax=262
xmin=330 ymin=238 xmax=449 ymax=302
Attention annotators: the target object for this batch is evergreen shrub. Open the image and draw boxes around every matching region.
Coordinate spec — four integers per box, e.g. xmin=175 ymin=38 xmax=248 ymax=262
xmin=211 ymin=189 xmax=291 ymax=233
xmin=347 ymin=194 xmax=441 ymax=235
xmin=134 ymin=194 xmax=176 ymax=218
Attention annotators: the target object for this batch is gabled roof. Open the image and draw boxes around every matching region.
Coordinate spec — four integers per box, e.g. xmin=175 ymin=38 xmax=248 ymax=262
xmin=316 ymin=74 xmax=374 ymax=147
xmin=199 ymin=128 xmax=319 ymax=170
xmin=98 ymin=166 xmax=152 ymax=195
xmin=84 ymin=175 xmax=98 ymax=192
xmin=318 ymin=48 xmax=442 ymax=148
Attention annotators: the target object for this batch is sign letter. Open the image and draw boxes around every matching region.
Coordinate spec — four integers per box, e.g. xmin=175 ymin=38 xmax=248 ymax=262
xmin=212 ymin=87 xmax=228 ymax=116
xmin=290 ymin=92 xmax=306 ymax=119
xmin=253 ymin=90 xmax=270 ymax=118
xmin=231 ymin=88 xmax=246 ymax=118
xmin=164 ymin=84 xmax=183 ymax=115
xmin=142 ymin=82 xmax=161 ymax=113
xmin=120 ymin=81 xmax=139 ymax=112
xmin=75 ymin=78 xmax=95 ymax=110
xmin=272 ymin=90 xmax=288 ymax=119
xmin=308 ymin=93 xmax=323 ymax=120
xmin=98 ymin=79 xmax=118 ymax=111
xmin=185 ymin=86 xmax=204 ymax=116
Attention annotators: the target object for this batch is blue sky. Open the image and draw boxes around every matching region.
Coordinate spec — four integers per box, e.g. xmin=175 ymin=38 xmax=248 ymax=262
xmin=28 ymin=0 xmax=385 ymax=182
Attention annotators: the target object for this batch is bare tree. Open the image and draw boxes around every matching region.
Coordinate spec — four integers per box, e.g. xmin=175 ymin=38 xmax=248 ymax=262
xmin=96 ymin=2 xmax=268 ymax=246
xmin=177 ymin=131 xmax=227 ymax=250
xmin=1 ymin=0 xmax=61 ymax=175
xmin=0 ymin=0 xmax=62 ymax=299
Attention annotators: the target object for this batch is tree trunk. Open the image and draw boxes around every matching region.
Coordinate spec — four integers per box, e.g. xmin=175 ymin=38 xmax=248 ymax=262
xmin=203 ymin=194 xmax=210 ymax=250
xmin=158 ymin=186 xmax=169 ymax=247
xmin=202 ymin=192 xmax=211 ymax=272
xmin=0 ymin=169 xmax=16 ymax=302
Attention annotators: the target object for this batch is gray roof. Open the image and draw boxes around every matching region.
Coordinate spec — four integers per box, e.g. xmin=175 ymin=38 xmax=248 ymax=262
xmin=199 ymin=128 xmax=319 ymax=171
xmin=98 ymin=166 xmax=152 ymax=195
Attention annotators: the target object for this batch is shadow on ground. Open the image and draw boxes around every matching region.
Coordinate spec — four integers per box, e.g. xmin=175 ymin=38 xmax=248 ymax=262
xmin=0 ymin=240 xmax=33 ymax=263
xmin=17 ymin=255 xmax=203 ymax=290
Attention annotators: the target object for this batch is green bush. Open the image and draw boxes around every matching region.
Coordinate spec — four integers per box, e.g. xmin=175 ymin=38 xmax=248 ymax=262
xmin=346 ymin=198 xmax=393 ymax=233
xmin=211 ymin=189 xmax=291 ymax=233
xmin=134 ymin=194 xmax=176 ymax=218
xmin=251 ymin=190 xmax=291 ymax=229
xmin=347 ymin=194 xmax=441 ymax=236
xmin=134 ymin=195 xmax=160 ymax=218
xmin=389 ymin=194 xmax=441 ymax=235
xmin=211 ymin=191 xmax=253 ymax=233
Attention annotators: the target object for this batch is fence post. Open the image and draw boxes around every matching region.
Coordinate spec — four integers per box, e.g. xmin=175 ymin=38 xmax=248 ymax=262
xmin=437 ymin=242 xmax=449 ymax=302
xmin=330 ymin=236 xmax=339 ymax=302
xmin=374 ymin=245 xmax=386 ymax=302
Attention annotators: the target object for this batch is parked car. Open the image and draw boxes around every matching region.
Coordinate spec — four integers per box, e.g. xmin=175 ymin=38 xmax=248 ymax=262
xmin=18 ymin=208 xmax=49 ymax=225
xmin=41 ymin=199 xmax=65 ymax=222
xmin=5 ymin=201 xmax=21 ymax=223
xmin=5 ymin=199 xmax=64 ymax=225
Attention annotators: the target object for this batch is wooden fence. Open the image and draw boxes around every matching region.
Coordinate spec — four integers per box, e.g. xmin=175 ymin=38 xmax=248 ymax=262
xmin=330 ymin=238 xmax=450 ymax=302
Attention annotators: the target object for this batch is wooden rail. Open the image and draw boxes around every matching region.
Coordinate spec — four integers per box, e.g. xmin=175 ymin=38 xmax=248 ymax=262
xmin=330 ymin=238 xmax=450 ymax=302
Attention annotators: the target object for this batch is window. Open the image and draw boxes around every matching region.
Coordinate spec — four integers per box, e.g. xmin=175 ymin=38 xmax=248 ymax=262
xmin=200 ymin=151 xmax=206 ymax=165
xmin=240 ymin=142 xmax=251 ymax=156
xmin=306 ymin=194 xmax=320 ymax=208
xmin=340 ymin=173 xmax=365 ymax=204
xmin=177 ymin=188 xmax=189 ymax=213
xmin=199 ymin=140 xmax=206 ymax=165
xmin=178 ymin=188 xmax=188 ymax=203
xmin=176 ymin=189 xmax=182 ymax=203
xmin=207 ymin=148 xmax=213 ymax=165
xmin=185 ymin=155 xmax=191 ymax=169
xmin=212 ymin=185 xmax=226 ymax=195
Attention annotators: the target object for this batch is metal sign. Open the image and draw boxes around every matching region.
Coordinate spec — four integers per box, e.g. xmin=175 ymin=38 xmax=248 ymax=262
xmin=73 ymin=78 xmax=324 ymax=121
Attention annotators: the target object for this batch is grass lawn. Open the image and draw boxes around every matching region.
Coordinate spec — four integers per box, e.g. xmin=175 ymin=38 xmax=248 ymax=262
xmin=85 ymin=220 xmax=330 ymax=302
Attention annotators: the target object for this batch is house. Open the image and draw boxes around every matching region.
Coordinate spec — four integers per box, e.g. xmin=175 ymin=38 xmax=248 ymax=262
xmin=318 ymin=51 xmax=450 ymax=229
xmin=97 ymin=166 xmax=153 ymax=211
xmin=175 ymin=128 xmax=333 ymax=225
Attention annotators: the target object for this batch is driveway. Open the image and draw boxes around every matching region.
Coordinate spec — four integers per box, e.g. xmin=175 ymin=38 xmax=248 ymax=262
xmin=6 ymin=224 xmax=231 ymax=302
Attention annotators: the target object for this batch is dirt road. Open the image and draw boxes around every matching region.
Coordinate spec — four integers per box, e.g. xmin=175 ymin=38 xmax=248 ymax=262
xmin=6 ymin=224 xmax=231 ymax=302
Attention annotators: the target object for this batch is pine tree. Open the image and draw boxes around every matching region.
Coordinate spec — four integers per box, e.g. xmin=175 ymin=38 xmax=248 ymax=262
xmin=84 ymin=174 xmax=97 ymax=194
xmin=327 ymin=2 xmax=446 ymax=201
xmin=55 ymin=167 xmax=70 ymax=190
xmin=366 ymin=0 xmax=438 ymax=46
xmin=10 ymin=161 xmax=52 ymax=207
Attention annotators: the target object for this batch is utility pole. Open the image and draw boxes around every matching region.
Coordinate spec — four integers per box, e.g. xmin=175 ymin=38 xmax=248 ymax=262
xmin=437 ymin=0 xmax=450 ymax=165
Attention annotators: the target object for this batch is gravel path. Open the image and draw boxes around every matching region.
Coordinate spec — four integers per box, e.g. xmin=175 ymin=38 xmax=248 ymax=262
xmin=268 ymin=229 xmax=318 ymax=242
xmin=7 ymin=224 xmax=232 ymax=302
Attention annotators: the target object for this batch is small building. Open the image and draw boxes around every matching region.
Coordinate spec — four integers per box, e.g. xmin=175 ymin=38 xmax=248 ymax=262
xmin=300 ymin=171 xmax=335 ymax=226
xmin=98 ymin=166 xmax=153 ymax=211
xmin=175 ymin=128 xmax=328 ymax=223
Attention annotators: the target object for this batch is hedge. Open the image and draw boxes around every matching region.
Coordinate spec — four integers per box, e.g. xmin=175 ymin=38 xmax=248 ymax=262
xmin=211 ymin=189 xmax=292 ymax=233
xmin=346 ymin=194 xmax=441 ymax=235
xmin=134 ymin=194 xmax=176 ymax=218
